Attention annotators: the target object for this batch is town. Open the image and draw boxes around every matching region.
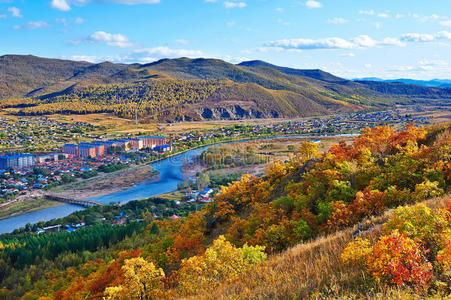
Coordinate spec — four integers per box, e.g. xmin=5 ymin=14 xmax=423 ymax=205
xmin=0 ymin=136 xmax=170 ymax=200
xmin=0 ymin=108 xmax=432 ymax=203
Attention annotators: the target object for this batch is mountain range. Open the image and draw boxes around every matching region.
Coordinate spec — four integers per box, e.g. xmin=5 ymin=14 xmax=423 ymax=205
xmin=1 ymin=55 xmax=450 ymax=122
xmin=355 ymin=77 xmax=451 ymax=88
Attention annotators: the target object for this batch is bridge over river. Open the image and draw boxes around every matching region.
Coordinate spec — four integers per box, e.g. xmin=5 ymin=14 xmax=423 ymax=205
xmin=45 ymin=194 xmax=104 ymax=208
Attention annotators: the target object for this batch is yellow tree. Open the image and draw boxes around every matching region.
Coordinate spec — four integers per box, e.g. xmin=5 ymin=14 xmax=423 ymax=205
xmin=176 ymin=235 xmax=266 ymax=296
xmin=104 ymin=257 xmax=165 ymax=300
xmin=297 ymin=141 xmax=319 ymax=161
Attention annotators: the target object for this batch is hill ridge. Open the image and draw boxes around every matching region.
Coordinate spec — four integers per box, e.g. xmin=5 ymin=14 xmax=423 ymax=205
xmin=1 ymin=54 xmax=451 ymax=121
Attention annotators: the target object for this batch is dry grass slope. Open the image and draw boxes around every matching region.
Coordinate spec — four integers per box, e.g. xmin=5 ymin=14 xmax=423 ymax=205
xmin=193 ymin=194 xmax=450 ymax=300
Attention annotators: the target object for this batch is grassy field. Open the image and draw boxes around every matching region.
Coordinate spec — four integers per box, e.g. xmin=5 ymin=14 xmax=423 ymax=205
xmin=49 ymin=164 xmax=159 ymax=200
xmin=157 ymin=191 xmax=186 ymax=201
xmin=0 ymin=198 xmax=62 ymax=220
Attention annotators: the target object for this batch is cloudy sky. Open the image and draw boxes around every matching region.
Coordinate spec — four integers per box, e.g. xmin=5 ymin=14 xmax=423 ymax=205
xmin=1 ymin=0 xmax=451 ymax=79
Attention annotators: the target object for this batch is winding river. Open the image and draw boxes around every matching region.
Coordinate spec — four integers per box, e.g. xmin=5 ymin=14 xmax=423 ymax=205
xmin=0 ymin=134 xmax=357 ymax=234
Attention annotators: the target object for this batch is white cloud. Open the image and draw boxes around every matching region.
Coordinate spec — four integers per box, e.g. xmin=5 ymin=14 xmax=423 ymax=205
xmin=305 ymin=0 xmax=321 ymax=9
xmin=377 ymin=13 xmax=389 ymax=18
xmin=224 ymin=1 xmax=246 ymax=8
xmin=364 ymin=63 xmax=372 ymax=69
xmin=87 ymin=31 xmax=133 ymax=48
xmin=437 ymin=30 xmax=451 ymax=40
xmin=14 ymin=21 xmax=50 ymax=30
xmin=351 ymin=35 xmax=377 ymax=48
xmin=0 ymin=14 xmax=6 ymax=19
xmin=440 ymin=19 xmax=451 ymax=27
xmin=359 ymin=9 xmax=374 ymax=16
xmin=400 ymin=33 xmax=434 ymax=42
xmin=264 ymin=37 xmax=355 ymax=50
xmin=327 ymin=17 xmax=347 ymax=24
xmin=51 ymin=0 xmax=71 ymax=11
xmin=57 ymin=17 xmax=84 ymax=26
xmin=68 ymin=55 xmax=103 ymax=62
xmin=418 ymin=14 xmax=445 ymax=23
xmin=8 ymin=7 xmax=22 ymax=18
xmin=123 ymin=47 xmax=204 ymax=63
xmin=261 ymin=31 xmax=451 ymax=51
xmin=380 ymin=37 xmax=405 ymax=47
xmin=418 ymin=59 xmax=448 ymax=66
xmin=387 ymin=60 xmax=450 ymax=76
xmin=264 ymin=35 xmax=389 ymax=50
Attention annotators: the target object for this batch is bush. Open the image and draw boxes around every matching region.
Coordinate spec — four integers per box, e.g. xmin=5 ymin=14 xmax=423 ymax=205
xmin=367 ymin=231 xmax=432 ymax=292
xmin=342 ymin=202 xmax=451 ymax=295
xmin=383 ymin=203 xmax=450 ymax=254
xmin=176 ymin=236 xmax=266 ymax=296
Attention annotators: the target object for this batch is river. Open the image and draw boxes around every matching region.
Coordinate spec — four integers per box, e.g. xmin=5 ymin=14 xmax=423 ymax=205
xmin=0 ymin=134 xmax=357 ymax=234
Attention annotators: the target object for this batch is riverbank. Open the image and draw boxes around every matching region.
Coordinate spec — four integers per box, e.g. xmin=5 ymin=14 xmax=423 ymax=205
xmin=49 ymin=164 xmax=160 ymax=200
xmin=0 ymin=197 xmax=63 ymax=220
xmin=180 ymin=135 xmax=355 ymax=184
xmin=0 ymin=164 xmax=160 ymax=220
xmin=0 ymin=133 xmax=361 ymax=233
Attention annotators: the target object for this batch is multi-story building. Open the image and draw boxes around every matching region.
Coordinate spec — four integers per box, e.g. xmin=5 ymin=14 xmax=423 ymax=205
xmin=139 ymin=136 xmax=166 ymax=149
xmin=0 ymin=153 xmax=34 ymax=169
xmin=63 ymin=144 xmax=79 ymax=156
xmin=90 ymin=142 xmax=106 ymax=156
xmin=98 ymin=140 xmax=118 ymax=152
xmin=35 ymin=153 xmax=69 ymax=163
xmin=127 ymin=138 xmax=144 ymax=150
xmin=78 ymin=144 xmax=97 ymax=158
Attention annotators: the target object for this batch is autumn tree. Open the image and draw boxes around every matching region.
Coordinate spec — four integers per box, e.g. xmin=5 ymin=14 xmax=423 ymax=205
xmin=104 ymin=257 xmax=165 ymax=300
xmin=176 ymin=236 xmax=266 ymax=296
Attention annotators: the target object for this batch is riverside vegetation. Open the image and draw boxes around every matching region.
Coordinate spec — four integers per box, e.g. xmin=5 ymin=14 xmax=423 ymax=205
xmin=0 ymin=122 xmax=449 ymax=299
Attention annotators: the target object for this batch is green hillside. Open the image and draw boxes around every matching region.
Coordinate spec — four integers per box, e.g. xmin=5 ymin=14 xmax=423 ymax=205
xmin=1 ymin=55 xmax=451 ymax=122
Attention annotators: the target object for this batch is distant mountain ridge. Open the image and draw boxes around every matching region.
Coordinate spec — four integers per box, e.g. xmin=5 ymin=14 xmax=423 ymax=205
xmin=0 ymin=54 xmax=450 ymax=122
xmin=355 ymin=77 xmax=451 ymax=88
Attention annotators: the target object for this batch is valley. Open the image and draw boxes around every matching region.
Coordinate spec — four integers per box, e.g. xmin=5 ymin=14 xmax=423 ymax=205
xmin=0 ymin=55 xmax=450 ymax=300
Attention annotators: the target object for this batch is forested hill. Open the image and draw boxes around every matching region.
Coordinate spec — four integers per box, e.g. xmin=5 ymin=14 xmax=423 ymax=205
xmin=0 ymin=123 xmax=449 ymax=299
xmin=1 ymin=54 xmax=451 ymax=122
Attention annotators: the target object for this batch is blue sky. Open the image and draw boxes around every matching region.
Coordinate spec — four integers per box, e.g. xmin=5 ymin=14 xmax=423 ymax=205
xmin=1 ymin=0 xmax=451 ymax=79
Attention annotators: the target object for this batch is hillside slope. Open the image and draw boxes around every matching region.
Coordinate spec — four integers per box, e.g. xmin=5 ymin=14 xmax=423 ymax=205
xmin=1 ymin=55 xmax=451 ymax=121
xmin=0 ymin=123 xmax=449 ymax=299
xmin=200 ymin=194 xmax=450 ymax=299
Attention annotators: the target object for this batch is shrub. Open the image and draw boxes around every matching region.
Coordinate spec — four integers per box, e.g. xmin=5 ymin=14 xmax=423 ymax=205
xmin=341 ymin=237 xmax=372 ymax=268
xmin=413 ymin=180 xmax=444 ymax=202
xmin=342 ymin=202 xmax=451 ymax=295
xmin=366 ymin=231 xmax=432 ymax=292
xmin=383 ymin=203 xmax=450 ymax=253
xmin=176 ymin=236 xmax=266 ymax=296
